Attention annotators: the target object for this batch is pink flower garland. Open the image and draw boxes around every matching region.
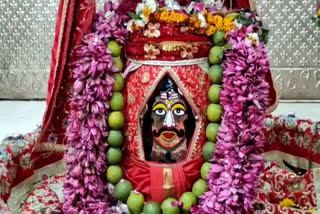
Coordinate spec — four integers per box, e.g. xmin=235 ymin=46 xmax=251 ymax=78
xmin=196 ymin=26 xmax=270 ymax=213
xmin=63 ymin=1 xmax=128 ymax=213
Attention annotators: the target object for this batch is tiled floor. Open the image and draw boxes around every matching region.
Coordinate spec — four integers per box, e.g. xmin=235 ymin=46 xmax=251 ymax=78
xmin=0 ymin=101 xmax=319 ymax=141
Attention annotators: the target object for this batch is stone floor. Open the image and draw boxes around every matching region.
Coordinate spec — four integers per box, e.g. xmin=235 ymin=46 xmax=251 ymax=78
xmin=0 ymin=100 xmax=319 ymax=141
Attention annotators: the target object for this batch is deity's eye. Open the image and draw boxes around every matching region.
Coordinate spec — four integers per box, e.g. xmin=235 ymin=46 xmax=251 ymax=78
xmin=154 ymin=108 xmax=166 ymax=116
xmin=173 ymin=109 xmax=185 ymax=116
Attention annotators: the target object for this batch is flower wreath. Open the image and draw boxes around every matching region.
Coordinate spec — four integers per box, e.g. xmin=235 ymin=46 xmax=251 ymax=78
xmin=64 ymin=1 xmax=271 ymax=213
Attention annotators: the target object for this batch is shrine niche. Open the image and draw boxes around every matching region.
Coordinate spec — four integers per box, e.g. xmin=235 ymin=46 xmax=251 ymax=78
xmin=141 ymin=75 xmax=195 ymax=163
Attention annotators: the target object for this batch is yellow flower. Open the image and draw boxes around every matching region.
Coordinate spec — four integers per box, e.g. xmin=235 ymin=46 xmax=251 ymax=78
xmin=318 ymin=9 xmax=320 ymax=17
xmin=223 ymin=20 xmax=235 ymax=33
xmin=160 ymin=11 xmax=169 ymax=22
xmin=142 ymin=7 xmax=151 ymax=20
xmin=205 ymin=25 xmax=217 ymax=36
xmin=279 ymin=198 xmax=296 ymax=208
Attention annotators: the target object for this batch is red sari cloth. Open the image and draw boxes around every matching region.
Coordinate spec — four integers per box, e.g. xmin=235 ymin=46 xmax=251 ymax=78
xmin=0 ymin=0 xmax=96 ymax=204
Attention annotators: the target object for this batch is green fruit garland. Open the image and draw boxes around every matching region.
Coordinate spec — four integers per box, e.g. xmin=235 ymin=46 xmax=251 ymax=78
xmin=105 ymin=29 xmax=228 ymax=213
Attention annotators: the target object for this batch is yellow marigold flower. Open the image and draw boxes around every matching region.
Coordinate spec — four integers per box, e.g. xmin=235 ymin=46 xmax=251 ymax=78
xmin=206 ymin=13 xmax=215 ymax=24
xmin=205 ymin=25 xmax=217 ymax=36
xmin=223 ymin=20 xmax=235 ymax=32
xmin=318 ymin=9 xmax=320 ymax=17
xmin=213 ymin=15 xmax=223 ymax=24
xmin=160 ymin=11 xmax=169 ymax=22
xmin=279 ymin=198 xmax=296 ymax=208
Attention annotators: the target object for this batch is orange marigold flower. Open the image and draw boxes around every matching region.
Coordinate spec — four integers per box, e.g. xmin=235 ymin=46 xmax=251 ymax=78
xmin=197 ymin=28 xmax=206 ymax=35
xmin=154 ymin=11 xmax=161 ymax=21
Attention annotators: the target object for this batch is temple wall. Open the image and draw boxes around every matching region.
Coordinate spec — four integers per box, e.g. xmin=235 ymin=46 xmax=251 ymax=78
xmin=0 ymin=0 xmax=319 ymax=100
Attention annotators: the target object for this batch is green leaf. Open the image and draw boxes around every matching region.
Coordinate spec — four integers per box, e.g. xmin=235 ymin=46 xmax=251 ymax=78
xmin=260 ymin=27 xmax=270 ymax=44
xmin=129 ymin=12 xmax=140 ymax=20
xmin=224 ymin=43 xmax=232 ymax=50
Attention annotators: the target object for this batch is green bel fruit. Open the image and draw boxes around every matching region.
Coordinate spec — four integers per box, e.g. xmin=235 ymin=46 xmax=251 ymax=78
xmin=179 ymin=192 xmax=197 ymax=214
xmin=192 ymin=179 xmax=207 ymax=197
xmin=201 ymin=162 xmax=212 ymax=181
xmin=207 ymin=104 xmax=223 ymax=123
xmin=110 ymin=92 xmax=125 ymax=111
xmin=115 ymin=179 xmax=133 ymax=203
xmin=209 ymin=46 xmax=224 ymax=65
xmin=106 ymin=165 xmax=123 ymax=184
xmin=108 ymin=130 xmax=124 ymax=148
xmin=143 ymin=201 xmax=161 ymax=214
xmin=161 ymin=198 xmax=180 ymax=214
xmin=113 ymin=56 xmax=124 ymax=72
xmin=107 ymin=40 xmax=122 ymax=57
xmin=208 ymin=85 xmax=222 ymax=104
xmin=106 ymin=147 xmax=122 ymax=165
xmin=108 ymin=111 xmax=125 ymax=130
xmin=202 ymin=141 xmax=216 ymax=161
xmin=113 ymin=73 xmax=125 ymax=92
xmin=208 ymin=65 xmax=223 ymax=84
xmin=205 ymin=123 xmax=220 ymax=142
xmin=127 ymin=191 xmax=145 ymax=214
xmin=213 ymin=31 xmax=226 ymax=46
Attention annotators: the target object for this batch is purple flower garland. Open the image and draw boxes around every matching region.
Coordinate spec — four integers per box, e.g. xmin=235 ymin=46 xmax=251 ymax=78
xmin=63 ymin=1 xmax=128 ymax=213
xmin=196 ymin=25 xmax=270 ymax=213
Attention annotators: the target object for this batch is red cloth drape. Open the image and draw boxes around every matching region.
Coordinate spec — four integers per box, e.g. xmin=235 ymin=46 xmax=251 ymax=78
xmin=7 ymin=0 xmax=96 ymax=193
xmin=225 ymin=0 xmax=251 ymax=10
xmin=35 ymin=0 xmax=96 ymax=167
xmin=121 ymin=155 xmax=204 ymax=203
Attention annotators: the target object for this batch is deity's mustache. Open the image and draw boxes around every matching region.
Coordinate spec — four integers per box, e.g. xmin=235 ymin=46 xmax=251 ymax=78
xmin=152 ymin=127 xmax=185 ymax=138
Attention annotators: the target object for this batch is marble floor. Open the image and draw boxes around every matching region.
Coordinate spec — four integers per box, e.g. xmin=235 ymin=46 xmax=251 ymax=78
xmin=0 ymin=100 xmax=319 ymax=141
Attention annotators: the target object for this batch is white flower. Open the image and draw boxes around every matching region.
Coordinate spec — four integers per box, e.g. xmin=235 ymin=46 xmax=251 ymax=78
xmin=136 ymin=0 xmax=157 ymax=14
xmin=201 ymin=0 xmax=225 ymax=10
xmin=198 ymin=13 xmax=207 ymax=28
xmin=246 ymin=33 xmax=260 ymax=46
xmin=105 ymin=11 xmax=115 ymax=20
xmin=165 ymin=0 xmax=181 ymax=10
xmin=126 ymin=19 xmax=147 ymax=32
xmin=136 ymin=3 xmax=145 ymax=14
xmin=144 ymin=23 xmax=161 ymax=38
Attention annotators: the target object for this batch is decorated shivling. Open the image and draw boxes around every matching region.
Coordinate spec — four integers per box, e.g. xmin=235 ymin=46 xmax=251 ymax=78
xmin=0 ymin=0 xmax=319 ymax=213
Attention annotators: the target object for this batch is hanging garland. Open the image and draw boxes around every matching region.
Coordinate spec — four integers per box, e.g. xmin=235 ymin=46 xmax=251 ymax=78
xmin=195 ymin=20 xmax=270 ymax=213
xmin=63 ymin=1 xmax=128 ymax=213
